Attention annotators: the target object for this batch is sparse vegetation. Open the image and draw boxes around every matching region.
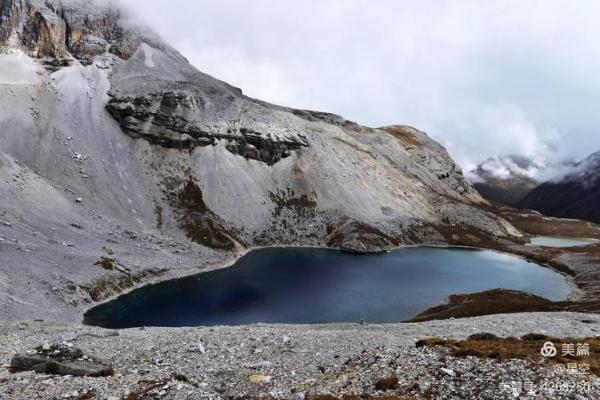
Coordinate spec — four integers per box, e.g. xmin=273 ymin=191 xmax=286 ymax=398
xmin=126 ymin=380 xmax=168 ymax=400
xmin=383 ymin=126 xmax=422 ymax=147
xmin=417 ymin=334 xmax=600 ymax=375
xmin=409 ymin=289 xmax=600 ymax=322
xmin=94 ymin=257 xmax=115 ymax=270
xmin=309 ymin=396 xmax=415 ymax=400
xmin=171 ymin=179 xmax=237 ymax=250
xmin=374 ymin=376 xmax=399 ymax=391
xmin=326 ymin=220 xmax=400 ymax=251
xmin=154 ymin=204 xmax=163 ymax=229
xmin=269 ymin=188 xmax=317 ymax=218
xmin=87 ymin=269 xmax=167 ymax=302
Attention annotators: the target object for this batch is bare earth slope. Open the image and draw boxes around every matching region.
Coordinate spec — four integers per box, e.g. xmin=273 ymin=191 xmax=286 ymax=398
xmin=0 ymin=0 xmax=522 ymax=321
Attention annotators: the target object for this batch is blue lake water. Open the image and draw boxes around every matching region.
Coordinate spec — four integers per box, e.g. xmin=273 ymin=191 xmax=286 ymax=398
xmin=83 ymin=247 xmax=571 ymax=328
xmin=528 ymin=236 xmax=599 ymax=248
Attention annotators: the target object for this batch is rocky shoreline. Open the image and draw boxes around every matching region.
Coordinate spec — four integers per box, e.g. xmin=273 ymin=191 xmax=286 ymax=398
xmin=75 ymin=205 xmax=600 ymax=329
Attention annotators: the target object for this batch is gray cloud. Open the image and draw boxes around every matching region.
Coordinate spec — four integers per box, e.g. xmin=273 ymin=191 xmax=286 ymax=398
xmin=118 ymin=0 xmax=600 ymax=173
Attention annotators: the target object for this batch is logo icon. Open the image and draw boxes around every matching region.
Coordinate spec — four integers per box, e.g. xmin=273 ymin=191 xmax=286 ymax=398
xmin=541 ymin=342 xmax=557 ymax=358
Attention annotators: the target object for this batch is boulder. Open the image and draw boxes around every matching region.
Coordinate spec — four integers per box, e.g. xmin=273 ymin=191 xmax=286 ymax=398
xmin=10 ymin=344 xmax=113 ymax=377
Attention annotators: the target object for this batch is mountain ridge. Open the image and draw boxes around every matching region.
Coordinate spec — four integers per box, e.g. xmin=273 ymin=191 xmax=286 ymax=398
xmin=471 ymin=155 xmax=541 ymax=206
xmin=0 ymin=0 xmax=521 ymax=320
xmin=519 ymin=151 xmax=600 ymax=223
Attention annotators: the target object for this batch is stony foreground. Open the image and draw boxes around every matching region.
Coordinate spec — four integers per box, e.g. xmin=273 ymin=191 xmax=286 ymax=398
xmin=1 ymin=313 xmax=599 ymax=400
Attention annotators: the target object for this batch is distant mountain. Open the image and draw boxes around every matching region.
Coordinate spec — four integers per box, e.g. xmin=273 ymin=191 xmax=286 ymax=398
xmin=471 ymin=155 xmax=547 ymax=206
xmin=519 ymin=151 xmax=600 ymax=223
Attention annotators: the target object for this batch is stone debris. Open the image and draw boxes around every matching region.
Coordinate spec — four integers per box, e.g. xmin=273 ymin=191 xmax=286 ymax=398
xmin=9 ymin=343 xmax=113 ymax=377
xmin=0 ymin=315 xmax=599 ymax=399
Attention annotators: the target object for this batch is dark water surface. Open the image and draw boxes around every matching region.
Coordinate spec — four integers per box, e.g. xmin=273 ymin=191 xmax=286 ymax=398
xmin=84 ymin=247 xmax=571 ymax=328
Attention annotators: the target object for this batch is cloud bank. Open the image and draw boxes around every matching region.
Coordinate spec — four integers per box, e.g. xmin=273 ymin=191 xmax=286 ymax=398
xmin=118 ymin=0 xmax=600 ymax=173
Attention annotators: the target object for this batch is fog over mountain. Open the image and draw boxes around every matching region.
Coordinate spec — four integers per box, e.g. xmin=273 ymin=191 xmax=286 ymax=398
xmin=519 ymin=151 xmax=600 ymax=223
xmin=119 ymin=0 xmax=600 ymax=173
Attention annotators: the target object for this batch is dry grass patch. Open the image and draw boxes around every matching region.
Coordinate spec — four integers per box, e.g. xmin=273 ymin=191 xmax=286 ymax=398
xmin=172 ymin=179 xmax=237 ymax=250
xmin=374 ymin=376 xmax=399 ymax=391
xmin=383 ymin=126 xmax=422 ymax=147
xmin=94 ymin=257 xmax=115 ymax=270
xmin=417 ymin=333 xmax=600 ymax=375
xmin=309 ymin=396 xmax=416 ymax=400
xmin=126 ymin=379 xmax=168 ymax=400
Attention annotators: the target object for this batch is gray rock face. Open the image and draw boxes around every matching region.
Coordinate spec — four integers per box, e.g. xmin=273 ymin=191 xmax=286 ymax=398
xmin=10 ymin=343 xmax=113 ymax=376
xmin=106 ymin=91 xmax=309 ymax=164
xmin=0 ymin=0 xmax=158 ymax=66
xmin=0 ymin=0 xmax=522 ymax=321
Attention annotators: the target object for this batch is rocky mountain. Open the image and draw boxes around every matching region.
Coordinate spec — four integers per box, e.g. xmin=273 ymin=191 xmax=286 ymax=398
xmin=0 ymin=0 xmax=521 ymax=321
xmin=519 ymin=151 xmax=600 ymax=223
xmin=471 ymin=155 xmax=541 ymax=206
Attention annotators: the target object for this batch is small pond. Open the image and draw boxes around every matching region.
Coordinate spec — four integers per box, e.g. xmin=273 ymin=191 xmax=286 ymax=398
xmin=528 ymin=236 xmax=599 ymax=248
xmin=84 ymin=247 xmax=571 ymax=328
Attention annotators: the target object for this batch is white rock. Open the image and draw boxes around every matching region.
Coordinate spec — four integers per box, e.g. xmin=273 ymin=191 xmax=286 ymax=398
xmin=61 ymin=332 xmax=77 ymax=342
xmin=246 ymin=361 xmax=273 ymax=369
xmin=75 ymin=198 xmax=83 ymax=203
xmin=440 ymin=367 xmax=456 ymax=377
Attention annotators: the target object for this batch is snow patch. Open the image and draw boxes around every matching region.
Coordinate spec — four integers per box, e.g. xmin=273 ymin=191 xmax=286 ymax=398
xmin=475 ymin=154 xmax=576 ymax=183
xmin=0 ymin=52 xmax=41 ymax=85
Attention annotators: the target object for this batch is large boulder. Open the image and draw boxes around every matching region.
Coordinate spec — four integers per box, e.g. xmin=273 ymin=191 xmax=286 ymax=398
xmin=10 ymin=343 xmax=113 ymax=377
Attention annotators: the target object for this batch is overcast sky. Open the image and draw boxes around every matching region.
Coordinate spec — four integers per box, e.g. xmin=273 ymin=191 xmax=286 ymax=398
xmin=119 ymin=0 xmax=600 ymax=173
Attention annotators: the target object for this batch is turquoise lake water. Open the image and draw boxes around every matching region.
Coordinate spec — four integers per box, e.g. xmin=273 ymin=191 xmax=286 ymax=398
xmin=84 ymin=247 xmax=571 ymax=328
